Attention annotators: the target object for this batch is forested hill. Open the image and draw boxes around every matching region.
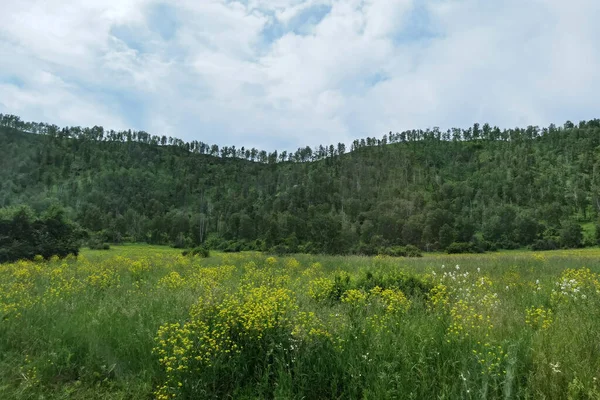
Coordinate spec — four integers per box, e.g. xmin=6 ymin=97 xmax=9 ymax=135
xmin=2 ymin=113 xmax=600 ymax=254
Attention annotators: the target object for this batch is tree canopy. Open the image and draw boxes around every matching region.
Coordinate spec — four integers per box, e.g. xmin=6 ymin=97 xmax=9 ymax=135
xmin=1 ymin=113 xmax=599 ymax=254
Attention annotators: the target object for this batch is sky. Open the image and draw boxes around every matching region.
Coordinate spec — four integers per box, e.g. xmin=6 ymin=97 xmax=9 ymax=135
xmin=1 ymin=0 xmax=599 ymax=151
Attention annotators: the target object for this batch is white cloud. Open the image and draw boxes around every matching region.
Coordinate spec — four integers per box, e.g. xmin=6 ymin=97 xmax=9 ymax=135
xmin=1 ymin=0 xmax=599 ymax=151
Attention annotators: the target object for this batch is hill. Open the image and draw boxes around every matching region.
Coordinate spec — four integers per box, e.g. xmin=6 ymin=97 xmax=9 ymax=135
xmin=1 ymin=114 xmax=600 ymax=254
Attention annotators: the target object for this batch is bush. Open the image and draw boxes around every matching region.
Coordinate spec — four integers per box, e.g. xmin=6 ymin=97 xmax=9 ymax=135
xmin=356 ymin=271 xmax=433 ymax=298
xmin=0 ymin=205 xmax=79 ymax=263
xmin=356 ymin=242 xmax=377 ymax=256
xmin=559 ymin=221 xmax=583 ymax=248
xmin=377 ymin=245 xmax=422 ymax=258
xmin=496 ymin=239 xmax=520 ymax=250
xmin=530 ymin=239 xmax=559 ymax=251
xmin=188 ymin=246 xmax=210 ymax=258
xmin=270 ymin=244 xmax=291 ymax=256
xmin=404 ymin=244 xmax=423 ymax=257
xmin=298 ymin=242 xmax=315 ymax=254
xmin=377 ymin=246 xmax=403 ymax=257
xmin=172 ymin=233 xmax=193 ymax=249
xmin=89 ymin=242 xmax=110 ymax=250
xmin=223 ymin=241 xmax=243 ymax=253
xmin=203 ymin=234 xmax=225 ymax=250
xmin=446 ymin=242 xmax=474 ymax=254
xmin=88 ymin=235 xmax=110 ymax=250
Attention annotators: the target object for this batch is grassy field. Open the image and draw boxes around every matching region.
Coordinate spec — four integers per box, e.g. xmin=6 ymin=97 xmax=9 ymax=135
xmin=1 ymin=245 xmax=600 ymax=399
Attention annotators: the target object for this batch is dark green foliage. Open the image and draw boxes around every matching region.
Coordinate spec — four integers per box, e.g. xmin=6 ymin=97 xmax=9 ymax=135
xmin=269 ymin=244 xmax=292 ymax=256
xmin=404 ymin=244 xmax=423 ymax=257
xmin=88 ymin=233 xmax=111 ymax=250
xmin=559 ymin=221 xmax=583 ymax=248
xmin=89 ymin=241 xmax=110 ymax=250
xmin=0 ymin=205 xmax=79 ymax=262
xmin=446 ymin=242 xmax=476 ymax=254
xmin=530 ymin=239 xmax=559 ymax=251
xmin=1 ymin=114 xmax=600 ymax=255
xmin=185 ymin=246 xmax=210 ymax=258
xmin=530 ymin=227 xmax=562 ymax=251
xmin=329 ymin=273 xmax=352 ymax=301
xmin=438 ymin=224 xmax=456 ymax=250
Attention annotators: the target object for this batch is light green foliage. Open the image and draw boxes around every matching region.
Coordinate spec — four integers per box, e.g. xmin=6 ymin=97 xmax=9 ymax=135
xmin=1 ymin=246 xmax=600 ymax=398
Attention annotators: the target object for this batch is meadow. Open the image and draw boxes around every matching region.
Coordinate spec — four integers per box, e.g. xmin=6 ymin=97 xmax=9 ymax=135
xmin=1 ymin=245 xmax=600 ymax=399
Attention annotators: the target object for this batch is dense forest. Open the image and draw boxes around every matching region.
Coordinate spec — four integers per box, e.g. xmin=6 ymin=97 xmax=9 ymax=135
xmin=0 ymin=205 xmax=79 ymax=263
xmin=1 ymin=113 xmax=600 ymax=255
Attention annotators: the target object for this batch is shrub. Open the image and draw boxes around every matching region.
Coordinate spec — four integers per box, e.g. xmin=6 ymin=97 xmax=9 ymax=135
xmin=89 ymin=242 xmax=110 ymax=250
xmin=356 ymin=242 xmax=377 ymax=256
xmin=356 ymin=271 xmax=432 ymax=298
xmin=185 ymin=246 xmax=210 ymax=258
xmin=404 ymin=244 xmax=423 ymax=257
xmin=377 ymin=245 xmax=422 ymax=258
xmin=171 ymin=233 xmax=192 ymax=249
xmin=270 ymin=244 xmax=291 ymax=256
xmin=0 ymin=205 xmax=79 ymax=263
xmin=497 ymin=239 xmax=520 ymax=250
xmin=297 ymin=242 xmax=315 ymax=254
xmin=88 ymin=235 xmax=110 ymax=250
xmin=530 ymin=239 xmax=559 ymax=251
xmin=223 ymin=241 xmax=243 ymax=253
xmin=559 ymin=221 xmax=583 ymax=248
xmin=446 ymin=242 xmax=474 ymax=254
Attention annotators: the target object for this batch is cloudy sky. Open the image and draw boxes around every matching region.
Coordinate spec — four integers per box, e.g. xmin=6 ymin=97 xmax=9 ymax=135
xmin=1 ymin=0 xmax=599 ymax=150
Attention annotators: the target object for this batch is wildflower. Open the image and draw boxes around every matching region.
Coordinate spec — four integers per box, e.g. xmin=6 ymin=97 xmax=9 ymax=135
xmin=525 ymin=306 xmax=553 ymax=330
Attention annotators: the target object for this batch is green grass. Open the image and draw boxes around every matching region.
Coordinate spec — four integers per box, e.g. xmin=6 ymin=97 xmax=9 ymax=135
xmin=1 ymin=246 xmax=600 ymax=399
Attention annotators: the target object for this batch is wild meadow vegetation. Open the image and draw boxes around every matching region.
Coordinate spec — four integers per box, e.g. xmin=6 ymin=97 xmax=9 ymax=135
xmin=1 ymin=246 xmax=600 ymax=399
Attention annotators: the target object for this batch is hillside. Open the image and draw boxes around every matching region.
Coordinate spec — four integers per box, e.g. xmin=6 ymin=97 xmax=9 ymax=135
xmin=1 ymin=114 xmax=600 ymax=253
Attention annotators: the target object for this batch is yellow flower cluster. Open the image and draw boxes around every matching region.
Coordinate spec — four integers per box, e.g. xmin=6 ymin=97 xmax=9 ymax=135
xmin=341 ymin=289 xmax=368 ymax=306
xmin=243 ymin=261 xmax=290 ymax=287
xmin=448 ymin=299 xmax=493 ymax=339
xmin=265 ymin=256 xmax=278 ymax=267
xmin=301 ymin=262 xmax=323 ymax=278
xmin=128 ymin=259 xmax=151 ymax=277
xmin=308 ymin=277 xmax=335 ymax=302
xmin=292 ymin=311 xmax=332 ymax=341
xmin=369 ymin=286 xmax=411 ymax=314
xmin=86 ymin=267 xmax=120 ymax=290
xmin=525 ymin=306 xmax=553 ymax=330
xmin=157 ymin=271 xmax=186 ymax=290
xmin=428 ymin=283 xmax=449 ymax=311
xmin=153 ymin=282 xmax=331 ymax=398
xmin=0 ymin=280 xmax=35 ymax=319
xmin=193 ymin=265 xmax=236 ymax=288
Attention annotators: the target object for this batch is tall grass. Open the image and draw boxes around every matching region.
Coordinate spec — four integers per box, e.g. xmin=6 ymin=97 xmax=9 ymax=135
xmin=1 ymin=246 xmax=600 ymax=399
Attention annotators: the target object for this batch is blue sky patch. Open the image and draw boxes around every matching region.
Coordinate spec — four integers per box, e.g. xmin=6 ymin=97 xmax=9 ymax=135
xmin=146 ymin=3 xmax=179 ymax=41
xmin=1 ymin=75 xmax=25 ymax=88
xmin=261 ymin=3 xmax=332 ymax=44
xmin=110 ymin=24 xmax=149 ymax=53
xmin=365 ymin=72 xmax=390 ymax=87
xmin=392 ymin=4 xmax=443 ymax=45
